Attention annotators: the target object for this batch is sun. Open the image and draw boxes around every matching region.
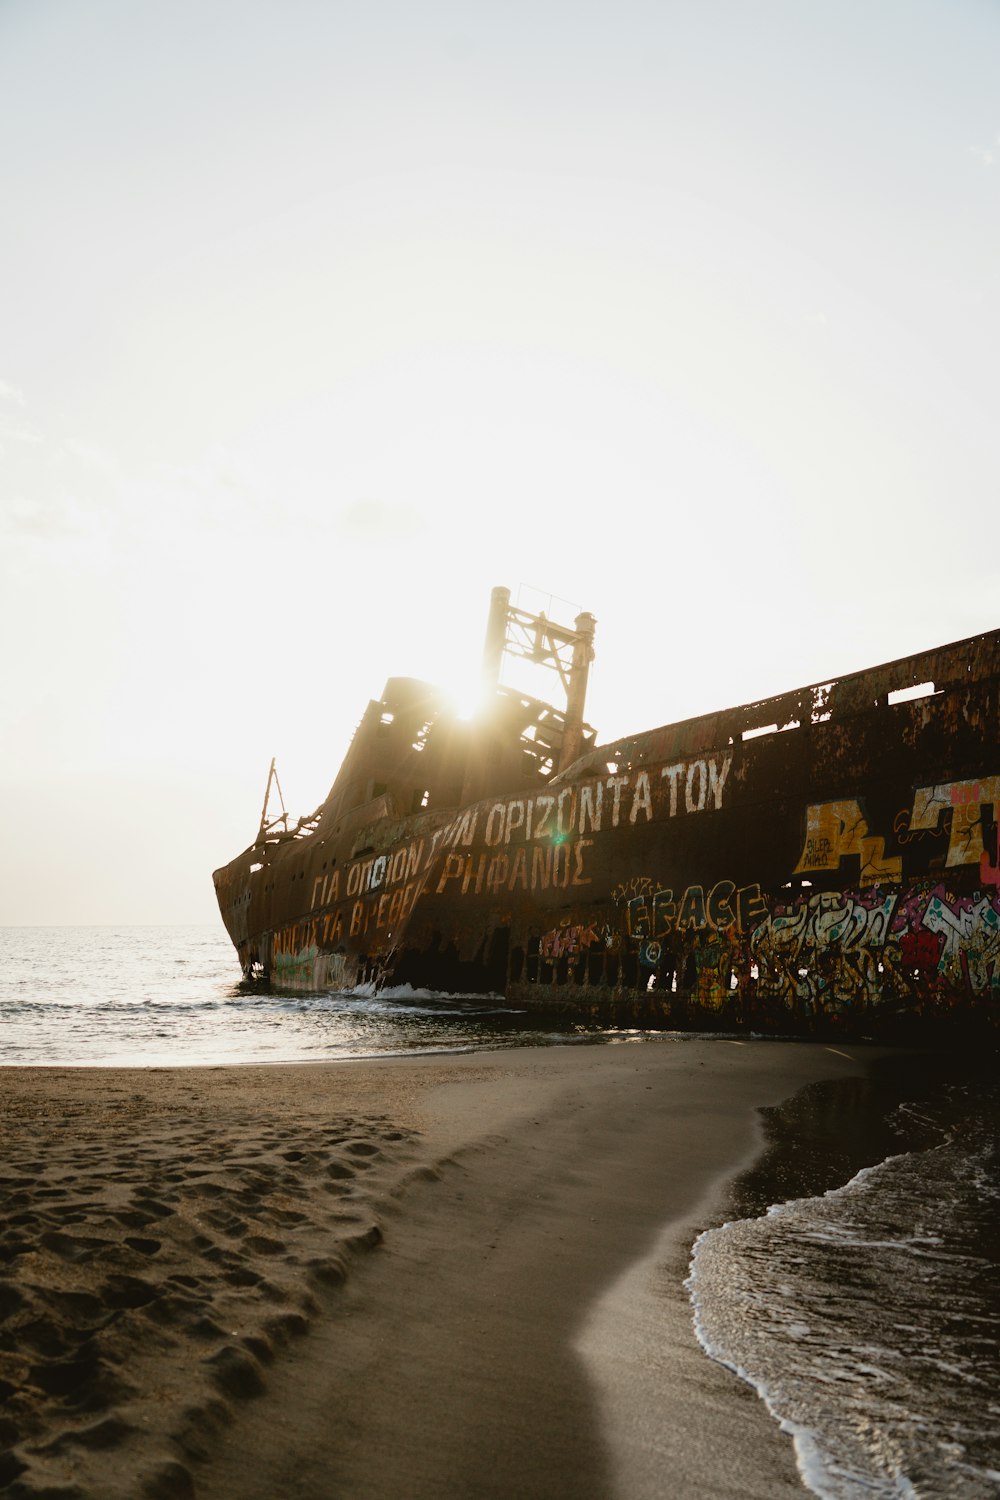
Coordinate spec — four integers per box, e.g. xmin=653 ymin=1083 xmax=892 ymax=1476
xmin=445 ymin=683 xmax=490 ymax=722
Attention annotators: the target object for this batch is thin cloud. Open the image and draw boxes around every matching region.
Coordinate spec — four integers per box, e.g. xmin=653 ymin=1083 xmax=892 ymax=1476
xmin=969 ymin=145 xmax=994 ymax=168
xmin=0 ymin=383 xmax=40 ymax=452
xmin=0 ymin=421 xmax=42 ymax=447
xmin=338 ymin=497 xmax=421 ymax=542
xmin=0 ymin=494 xmax=92 ymax=540
xmin=0 ymin=424 xmax=120 ymax=541
xmin=67 ymin=438 xmax=119 ymax=474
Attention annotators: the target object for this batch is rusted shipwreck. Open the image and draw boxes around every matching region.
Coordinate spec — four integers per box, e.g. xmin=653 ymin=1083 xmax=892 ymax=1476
xmin=214 ymin=588 xmax=999 ymax=1037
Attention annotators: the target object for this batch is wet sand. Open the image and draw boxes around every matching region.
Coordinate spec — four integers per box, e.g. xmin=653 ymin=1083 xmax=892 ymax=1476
xmin=1 ymin=1040 xmax=883 ymax=1499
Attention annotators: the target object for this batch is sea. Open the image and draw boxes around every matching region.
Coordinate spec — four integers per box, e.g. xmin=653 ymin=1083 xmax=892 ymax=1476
xmin=0 ymin=924 xmax=612 ymax=1067
xmin=2 ymin=925 xmax=998 ymax=1497
xmin=688 ymin=1062 xmax=1000 ymax=1499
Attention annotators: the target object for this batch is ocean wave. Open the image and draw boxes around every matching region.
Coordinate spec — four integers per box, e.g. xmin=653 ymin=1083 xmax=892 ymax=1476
xmin=687 ymin=1074 xmax=1000 ymax=1498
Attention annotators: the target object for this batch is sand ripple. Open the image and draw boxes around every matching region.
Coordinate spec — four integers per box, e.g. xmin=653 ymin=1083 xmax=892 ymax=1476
xmin=0 ymin=1098 xmax=419 ymax=1499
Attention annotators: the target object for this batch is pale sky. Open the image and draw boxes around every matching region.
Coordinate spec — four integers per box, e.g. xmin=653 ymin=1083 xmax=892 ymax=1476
xmin=2 ymin=0 xmax=997 ymax=925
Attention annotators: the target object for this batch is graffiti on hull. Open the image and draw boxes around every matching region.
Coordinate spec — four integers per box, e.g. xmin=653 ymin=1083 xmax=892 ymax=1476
xmin=274 ymin=768 xmax=999 ymax=1021
xmin=531 ymin=771 xmax=1000 ymax=1016
xmin=567 ymin=879 xmax=1000 ymax=1016
xmin=751 ymin=884 xmax=1000 ymax=1013
xmin=795 ymin=779 xmax=1000 ymax=887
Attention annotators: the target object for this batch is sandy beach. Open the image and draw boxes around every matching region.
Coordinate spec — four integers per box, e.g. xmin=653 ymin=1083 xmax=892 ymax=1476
xmin=1 ymin=1039 xmax=890 ymax=1499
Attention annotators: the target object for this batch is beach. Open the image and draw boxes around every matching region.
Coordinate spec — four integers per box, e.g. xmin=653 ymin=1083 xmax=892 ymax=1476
xmin=2 ymin=1039 xmax=887 ymax=1499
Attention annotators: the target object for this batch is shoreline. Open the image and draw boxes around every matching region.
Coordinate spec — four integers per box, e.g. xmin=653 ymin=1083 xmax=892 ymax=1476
xmin=1 ymin=1039 xmax=909 ymax=1499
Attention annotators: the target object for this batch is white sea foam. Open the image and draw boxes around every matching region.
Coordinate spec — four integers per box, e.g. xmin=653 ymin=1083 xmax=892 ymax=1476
xmin=343 ymin=980 xmax=507 ymax=1004
xmin=687 ymin=1093 xmax=1000 ymax=1499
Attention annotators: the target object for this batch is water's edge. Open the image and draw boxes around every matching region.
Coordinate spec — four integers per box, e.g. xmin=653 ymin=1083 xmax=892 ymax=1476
xmin=686 ymin=1052 xmax=1000 ymax=1499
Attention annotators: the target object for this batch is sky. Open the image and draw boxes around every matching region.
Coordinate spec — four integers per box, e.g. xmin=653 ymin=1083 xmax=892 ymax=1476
xmin=2 ymin=0 xmax=997 ymax=926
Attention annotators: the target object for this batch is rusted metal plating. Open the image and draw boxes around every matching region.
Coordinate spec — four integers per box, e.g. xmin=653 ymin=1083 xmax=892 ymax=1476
xmin=214 ymin=603 xmax=999 ymax=1038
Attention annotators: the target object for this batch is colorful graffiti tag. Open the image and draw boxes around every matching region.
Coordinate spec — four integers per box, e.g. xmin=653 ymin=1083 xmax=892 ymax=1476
xmin=795 ymin=778 xmax=1000 ymax=887
xmin=751 ymin=884 xmax=1000 ymax=1013
xmin=624 ymin=879 xmax=768 ymax=940
xmin=538 ymin=922 xmax=602 ymax=961
xmin=595 ymin=862 xmax=1000 ymax=1016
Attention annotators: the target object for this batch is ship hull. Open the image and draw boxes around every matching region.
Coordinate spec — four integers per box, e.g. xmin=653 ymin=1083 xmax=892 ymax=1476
xmin=214 ymin=629 xmax=999 ymax=1040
